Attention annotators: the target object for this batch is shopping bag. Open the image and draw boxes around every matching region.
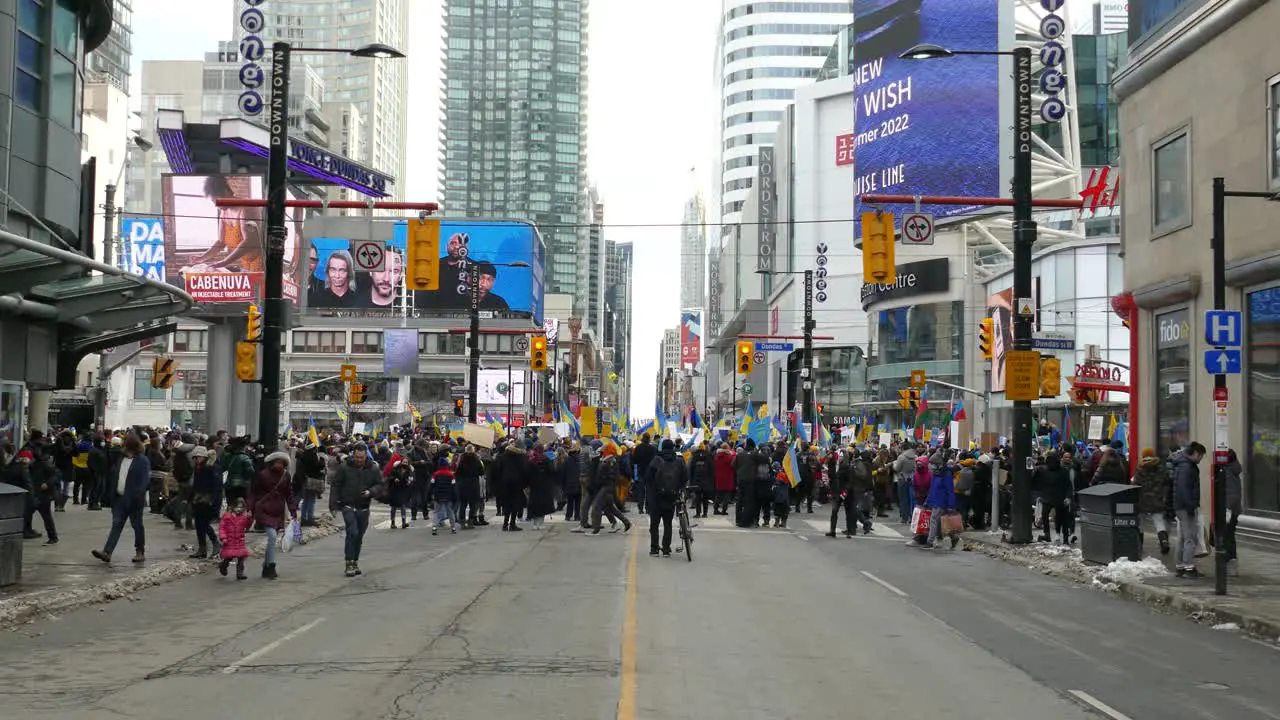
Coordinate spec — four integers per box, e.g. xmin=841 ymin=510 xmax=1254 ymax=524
xmin=282 ymin=519 xmax=301 ymax=552
xmin=911 ymin=507 xmax=932 ymax=536
xmin=940 ymin=511 xmax=964 ymax=536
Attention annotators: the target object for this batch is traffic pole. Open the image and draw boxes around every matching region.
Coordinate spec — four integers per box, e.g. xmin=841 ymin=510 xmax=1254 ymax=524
xmin=803 ymin=269 xmax=815 ymax=428
xmin=467 ymin=262 xmax=480 ymax=424
xmin=258 ymin=41 xmax=291 ymax=448
xmin=1008 ymin=45 xmax=1036 ymax=544
xmin=1211 ymin=177 xmax=1228 ymax=595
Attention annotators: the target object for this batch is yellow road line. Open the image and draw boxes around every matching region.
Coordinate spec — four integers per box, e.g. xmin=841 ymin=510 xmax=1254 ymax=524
xmin=617 ymin=527 xmax=639 ymax=719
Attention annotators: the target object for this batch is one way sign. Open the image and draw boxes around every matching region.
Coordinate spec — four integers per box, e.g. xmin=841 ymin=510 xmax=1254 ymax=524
xmin=1204 ymin=349 xmax=1242 ymax=375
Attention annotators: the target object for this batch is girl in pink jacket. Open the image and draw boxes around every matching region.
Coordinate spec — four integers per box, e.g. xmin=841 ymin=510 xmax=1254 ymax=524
xmin=218 ymin=498 xmax=253 ymax=580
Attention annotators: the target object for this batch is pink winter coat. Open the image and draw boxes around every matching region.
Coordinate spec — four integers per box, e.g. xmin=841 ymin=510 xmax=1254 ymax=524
xmin=219 ymin=512 xmax=254 ymax=559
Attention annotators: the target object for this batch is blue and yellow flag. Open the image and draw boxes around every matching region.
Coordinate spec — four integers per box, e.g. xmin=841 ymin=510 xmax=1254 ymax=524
xmin=782 ymin=440 xmax=801 ymax=488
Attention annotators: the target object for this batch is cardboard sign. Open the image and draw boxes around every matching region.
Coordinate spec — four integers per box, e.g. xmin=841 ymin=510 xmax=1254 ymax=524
xmin=463 ymin=423 xmax=495 ymax=449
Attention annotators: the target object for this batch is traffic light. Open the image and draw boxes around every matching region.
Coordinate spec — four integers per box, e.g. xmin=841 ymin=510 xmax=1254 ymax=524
xmin=816 ymin=403 xmax=824 ymax=415
xmin=861 ymin=211 xmax=895 ymax=283
xmin=908 ymin=388 xmax=921 ymax=410
xmin=406 ymin=216 xmax=441 ymax=291
xmin=978 ymin=318 xmax=995 ymax=361
xmin=736 ymin=341 xmax=753 ymax=374
xmin=898 ymin=389 xmax=911 ymax=409
xmin=348 ymin=382 xmax=366 ymax=405
xmin=1040 ymin=355 xmax=1062 ymax=398
xmin=530 ymin=335 xmax=548 ymax=371
xmin=246 ymin=303 xmax=263 ymax=341
xmin=453 ymin=398 xmax=465 ymax=416
xmin=151 ymin=356 xmax=176 ymax=389
xmin=234 ymin=342 xmax=257 ymax=382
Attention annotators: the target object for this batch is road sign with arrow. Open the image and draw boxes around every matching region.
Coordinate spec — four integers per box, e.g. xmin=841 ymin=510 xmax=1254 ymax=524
xmin=900 ymin=212 xmax=934 ymax=246
xmin=1203 ymin=349 xmax=1241 ymax=375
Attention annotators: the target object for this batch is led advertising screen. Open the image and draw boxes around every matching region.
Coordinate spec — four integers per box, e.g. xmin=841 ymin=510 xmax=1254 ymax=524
xmin=160 ymin=175 xmax=304 ymax=305
xmin=680 ymin=310 xmax=702 ymax=367
xmin=118 ymin=217 xmax=167 ymax=281
xmin=304 ymin=219 xmax=545 ymax=324
xmin=852 ymin=0 xmax=1008 ymax=233
xmin=476 ymin=368 xmax=527 ymax=406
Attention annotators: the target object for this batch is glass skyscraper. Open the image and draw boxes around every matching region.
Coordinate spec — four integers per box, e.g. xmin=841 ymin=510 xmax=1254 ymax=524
xmin=439 ymin=0 xmax=588 ymax=297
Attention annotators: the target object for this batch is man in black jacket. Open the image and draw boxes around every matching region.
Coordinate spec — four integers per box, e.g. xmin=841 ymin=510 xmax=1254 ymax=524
xmin=646 ymin=440 xmax=687 ymax=557
xmin=332 ymin=445 xmax=384 ymax=577
xmin=688 ymin=443 xmax=714 ymax=518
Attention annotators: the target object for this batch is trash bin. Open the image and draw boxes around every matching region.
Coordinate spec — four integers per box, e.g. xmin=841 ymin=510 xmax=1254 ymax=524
xmin=1077 ymin=482 xmax=1141 ymax=564
xmin=0 ymin=483 xmax=27 ymax=587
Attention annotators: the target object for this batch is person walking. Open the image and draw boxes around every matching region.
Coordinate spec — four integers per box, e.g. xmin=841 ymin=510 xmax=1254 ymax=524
xmin=296 ymin=441 xmax=326 ymax=527
xmin=332 ymin=445 xmax=382 ymax=577
xmin=91 ymin=435 xmax=150 ymax=564
xmin=495 ymin=443 xmax=529 ymax=532
xmin=646 ymin=439 xmax=687 ymax=557
xmin=247 ymin=451 xmax=297 ymax=580
xmin=925 ymin=457 xmax=959 ymax=550
xmin=688 ymin=443 xmax=714 ymax=518
xmin=1223 ymin=448 xmax=1243 ymax=576
xmin=1132 ymin=448 xmax=1173 ymax=555
xmin=86 ymin=434 xmax=108 ymax=511
xmin=1171 ymin=442 xmax=1206 ymax=578
xmin=217 ymin=498 xmax=253 ymax=580
xmin=560 ymin=444 xmax=583 ymax=523
xmin=429 ymin=456 xmax=460 ymax=534
xmin=188 ymin=446 xmax=222 ymax=558
xmin=14 ymin=449 xmax=57 ymax=544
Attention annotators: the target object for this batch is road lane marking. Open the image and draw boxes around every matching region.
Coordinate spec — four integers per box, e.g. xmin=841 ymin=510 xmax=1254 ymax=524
xmin=793 ymin=532 xmax=809 ymax=542
xmin=222 ymin=617 xmax=326 ymax=674
xmin=617 ymin=525 xmax=639 ymax=719
xmin=859 ymin=571 xmax=908 ymax=598
xmin=1068 ymin=690 xmax=1133 ymax=720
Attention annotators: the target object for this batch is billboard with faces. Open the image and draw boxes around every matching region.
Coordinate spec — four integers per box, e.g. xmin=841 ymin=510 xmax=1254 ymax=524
xmin=301 ymin=217 xmax=545 ymax=323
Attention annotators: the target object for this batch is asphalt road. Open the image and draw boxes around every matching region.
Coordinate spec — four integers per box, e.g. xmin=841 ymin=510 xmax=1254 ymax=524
xmin=0 ymin=508 xmax=1273 ymax=719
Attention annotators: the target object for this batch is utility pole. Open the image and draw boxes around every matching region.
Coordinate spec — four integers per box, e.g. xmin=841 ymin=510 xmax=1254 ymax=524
xmin=467 ymin=261 xmax=480 ymax=424
xmin=258 ymin=41 xmax=291 ymax=447
xmin=94 ymin=183 xmax=119 ymax=429
xmin=1008 ymin=44 xmax=1037 ymax=545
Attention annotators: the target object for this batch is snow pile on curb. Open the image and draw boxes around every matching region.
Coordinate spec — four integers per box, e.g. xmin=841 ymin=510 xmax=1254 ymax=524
xmin=1097 ymin=557 xmax=1167 ymax=585
xmin=0 ymin=517 xmax=340 ymax=630
xmin=963 ymin=536 xmax=1166 ymax=590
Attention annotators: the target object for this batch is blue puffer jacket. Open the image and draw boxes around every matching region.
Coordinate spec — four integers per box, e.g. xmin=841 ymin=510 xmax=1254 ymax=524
xmin=925 ymin=466 xmax=957 ymax=511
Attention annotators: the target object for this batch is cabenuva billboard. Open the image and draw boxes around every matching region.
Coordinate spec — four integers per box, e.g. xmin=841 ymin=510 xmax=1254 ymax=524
xmin=852 ymin=0 xmax=1010 ymax=232
xmin=304 ymin=219 xmax=545 ymax=324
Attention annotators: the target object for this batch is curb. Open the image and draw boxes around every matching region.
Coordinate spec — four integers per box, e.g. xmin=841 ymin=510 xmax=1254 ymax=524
xmin=962 ymin=534 xmax=1280 ymax=642
xmin=0 ymin=519 xmax=342 ymax=631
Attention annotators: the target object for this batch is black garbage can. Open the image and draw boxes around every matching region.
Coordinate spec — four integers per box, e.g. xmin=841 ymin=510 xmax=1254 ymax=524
xmin=0 ymin=483 xmax=27 ymax=586
xmin=1077 ymin=482 xmax=1141 ymax=564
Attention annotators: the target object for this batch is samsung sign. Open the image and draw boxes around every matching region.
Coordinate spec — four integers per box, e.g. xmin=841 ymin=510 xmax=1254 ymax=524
xmin=238 ymin=0 xmax=266 ymax=115
xmin=289 ymin=141 xmax=389 ymax=195
xmin=860 ymin=258 xmax=949 ymax=309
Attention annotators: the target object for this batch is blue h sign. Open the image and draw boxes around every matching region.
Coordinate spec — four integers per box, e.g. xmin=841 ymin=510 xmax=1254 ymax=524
xmin=1204 ymin=310 xmax=1242 ymax=347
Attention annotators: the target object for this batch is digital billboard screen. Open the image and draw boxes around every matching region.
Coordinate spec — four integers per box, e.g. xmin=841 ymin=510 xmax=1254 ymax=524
xmin=680 ymin=310 xmax=702 ymax=367
xmin=852 ymin=0 xmax=1007 ymax=232
xmin=160 ymin=174 xmax=303 ymax=305
xmin=304 ymin=219 xmax=545 ymax=324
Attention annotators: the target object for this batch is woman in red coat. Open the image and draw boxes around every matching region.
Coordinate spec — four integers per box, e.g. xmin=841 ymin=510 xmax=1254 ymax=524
xmin=248 ymin=451 xmax=297 ymax=580
xmin=713 ymin=444 xmax=736 ymax=515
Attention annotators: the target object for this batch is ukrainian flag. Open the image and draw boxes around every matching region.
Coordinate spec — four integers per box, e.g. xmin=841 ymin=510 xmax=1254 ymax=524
xmin=782 ymin=440 xmax=801 ymax=488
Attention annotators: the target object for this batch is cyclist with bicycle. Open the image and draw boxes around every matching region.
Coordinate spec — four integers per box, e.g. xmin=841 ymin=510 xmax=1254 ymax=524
xmin=645 ymin=439 xmax=688 ymax=557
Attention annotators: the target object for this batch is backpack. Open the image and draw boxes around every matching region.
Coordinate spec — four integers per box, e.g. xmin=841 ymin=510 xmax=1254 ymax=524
xmin=654 ymin=457 xmax=682 ymax=497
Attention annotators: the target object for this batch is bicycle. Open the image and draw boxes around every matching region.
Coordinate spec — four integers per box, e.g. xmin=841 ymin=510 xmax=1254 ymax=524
xmin=674 ymin=485 xmax=694 ymax=562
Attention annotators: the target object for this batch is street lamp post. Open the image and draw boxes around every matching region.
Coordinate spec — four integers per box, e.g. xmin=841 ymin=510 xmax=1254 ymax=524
xmin=466 ymin=260 xmax=531 ymax=424
xmin=259 ymin=40 xmax=403 ymax=446
xmin=757 ymin=268 xmax=816 ymax=427
xmin=901 ymin=43 xmax=1036 ymax=543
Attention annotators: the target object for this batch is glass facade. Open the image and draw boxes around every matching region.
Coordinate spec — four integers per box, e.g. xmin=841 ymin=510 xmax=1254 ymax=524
xmin=1247 ymin=287 xmax=1280 ymax=512
xmin=409 ymin=375 xmax=466 ymax=404
xmin=1154 ymin=308 xmax=1191 ymax=458
xmin=1034 ymin=32 xmax=1125 ymax=168
xmin=86 ymin=0 xmax=130 ymax=90
xmin=440 ymin=0 xmax=587 ymax=296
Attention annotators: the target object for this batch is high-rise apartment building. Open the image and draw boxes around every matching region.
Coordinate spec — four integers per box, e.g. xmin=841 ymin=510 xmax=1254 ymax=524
xmin=439 ymin=0 xmax=589 ymax=297
xmin=715 ymin=0 xmax=852 ymax=223
xmin=680 ymin=192 xmax=706 ymax=310
xmin=87 ymin=0 xmax=132 ymax=91
xmin=605 ymin=240 xmax=633 ymax=408
xmin=578 ymin=186 xmax=607 ymax=338
xmin=232 ymin=0 xmax=409 ymax=199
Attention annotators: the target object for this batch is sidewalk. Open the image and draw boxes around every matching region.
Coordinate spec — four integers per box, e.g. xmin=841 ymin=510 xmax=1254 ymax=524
xmin=0 ymin=503 xmax=340 ymax=629
xmin=962 ymin=528 xmax=1280 ymax=641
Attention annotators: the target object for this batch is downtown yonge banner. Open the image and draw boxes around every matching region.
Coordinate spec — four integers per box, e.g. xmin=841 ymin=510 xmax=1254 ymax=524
xmin=851 ymin=0 xmax=1009 ymax=237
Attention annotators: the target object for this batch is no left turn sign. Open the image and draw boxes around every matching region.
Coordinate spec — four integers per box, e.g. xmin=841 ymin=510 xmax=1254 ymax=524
xmin=515 ymin=336 xmax=530 ymax=351
xmin=353 ymin=241 xmax=387 ymax=272
xmin=901 ymin=212 xmax=935 ymax=246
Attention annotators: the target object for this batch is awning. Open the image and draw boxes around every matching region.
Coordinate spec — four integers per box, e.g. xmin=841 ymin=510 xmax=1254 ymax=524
xmin=0 ymin=227 xmax=193 ymax=386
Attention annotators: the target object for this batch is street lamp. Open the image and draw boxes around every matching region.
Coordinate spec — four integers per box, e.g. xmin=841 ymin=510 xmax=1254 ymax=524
xmin=902 ymin=42 xmax=1038 ymax=544
xmin=258 ymin=41 xmax=404 ymax=447
xmin=467 ymin=260 xmax=531 ymax=424
xmin=756 ymin=268 xmax=815 ymax=426
xmin=103 ymin=135 xmax=153 ymax=268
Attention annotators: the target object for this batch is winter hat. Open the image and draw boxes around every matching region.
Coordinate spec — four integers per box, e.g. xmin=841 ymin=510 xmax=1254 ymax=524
xmin=661 ymin=439 xmax=675 ymax=451
xmin=1141 ymin=447 xmax=1156 ymax=458
xmin=191 ymin=447 xmax=209 ymax=459
xmin=111 ymin=436 xmax=124 ymax=447
xmin=978 ymin=454 xmax=991 ymax=464
xmin=16 ymin=450 xmax=33 ymax=463
xmin=264 ymin=450 xmax=290 ymax=465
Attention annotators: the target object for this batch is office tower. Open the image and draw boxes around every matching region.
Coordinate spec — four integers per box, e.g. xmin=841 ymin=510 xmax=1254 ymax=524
xmin=87 ymin=0 xmax=132 ymax=91
xmin=680 ymin=192 xmax=706 ymax=310
xmin=232 ymin=0 xmax=409 ymax=200
xmin=578 ymin=185 xmax=607 ymax=337
xmin=606 ymin=240 xmax=633 ymax=406
xmin=715 ymin=0 xmax=852 ymax=223
xmin=439 ymin=0 xmax=589 ymax=297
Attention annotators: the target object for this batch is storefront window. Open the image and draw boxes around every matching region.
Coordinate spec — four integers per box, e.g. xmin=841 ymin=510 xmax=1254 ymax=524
xmin=1154 ymin=308 xmax=1191 ymax=458
xmin=0 ymin=382 xmax=23 ymax=449
xmin=876 ymin=301 xmax=964 ymax=365
xmin=410 ymin=375 xmax=465 ymax=404
xmin=290 ymin=371 xmax=345 ymax=402
xmin=171 ymin=370 xmax=207 ymax=402
xmin=133 ymin=370 xmax=167 ymax=401
xmin=1247 ymin=287 xmax=1280 ymax=512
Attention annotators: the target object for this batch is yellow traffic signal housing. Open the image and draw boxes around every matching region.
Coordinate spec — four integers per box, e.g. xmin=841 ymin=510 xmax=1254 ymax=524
xmin=978 ymin=318 xmax=995 ymax=361
xmin=897 ymin=389 xmax=911 ymax=409
xmin=348 ymin=382 xmax=366 ymax=405
xmin=234 ymin=342 xmax=257 ymax=382
xmin=530 ymin=335 xmax=548 ymax=371
xmin=246 ymin=303 xmax=263 ymax=341
xmin=861 ymin=211 xmax=895 ymax=283
xmin=1040 ymin=356 xmax=1062 ymax=398
xmin=736 ymin=341 xmax=753 ymax=374
xmin=908 ymin=388 xmax=921 ymax=410
xmin=406 ymin=217 xmax=441 ymax=291
xmin=151 ymin=356 xmax=176 ymax=389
